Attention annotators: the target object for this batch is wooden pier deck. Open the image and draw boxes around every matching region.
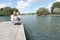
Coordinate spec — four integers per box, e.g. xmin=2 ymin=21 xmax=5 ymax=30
xmin=0 ymin=21 xmax=26 ymax=40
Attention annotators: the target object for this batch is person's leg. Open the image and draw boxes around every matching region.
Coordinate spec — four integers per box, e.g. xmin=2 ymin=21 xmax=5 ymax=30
xmin=14 ymin=21 xmax=22 ymax=25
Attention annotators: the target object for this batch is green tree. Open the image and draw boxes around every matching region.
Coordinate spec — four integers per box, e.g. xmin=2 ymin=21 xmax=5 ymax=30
xmin=3 ymin=7 xmax=12 ymax=15
xmin=36 ymin=7 xmax=50 ymax=16
xmin=53 ymin=8 xmax=60 ymax=14
xmin=0 ymin=8 xmax=4 ymax=16
xmin=51 ymin=2 xmax=60 ymax=14
xmin=12 ymin=8 xmax=18 ymax=12
xmin=0 ymin=7 xmax=19 ymax=16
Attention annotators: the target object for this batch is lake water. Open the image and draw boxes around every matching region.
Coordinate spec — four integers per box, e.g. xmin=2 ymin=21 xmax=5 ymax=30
xmin=0 ymin=15 xmax=60 ymax=40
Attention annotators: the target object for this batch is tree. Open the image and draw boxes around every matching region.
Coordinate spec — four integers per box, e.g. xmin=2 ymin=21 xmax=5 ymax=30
xmin=3 ymin=7 xmax=13 ymax=15
xmin=0 ymin=7 xmax=19 ymax=16
xmin=53 ymin=8 xmax=60 ymax=14
xmin=12 ymin=8 xmax=18 ymax=12
xmin=36 ymin=7 xmax=50 ymax=16
xmin=51 ymin=2 xmax=60 ymax=14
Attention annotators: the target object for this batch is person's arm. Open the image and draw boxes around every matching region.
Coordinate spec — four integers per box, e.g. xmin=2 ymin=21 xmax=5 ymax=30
xmin=11 ymin=15 xmax=13 ymax=21
xmin=17 ymin=15 xmax=21 ymax=20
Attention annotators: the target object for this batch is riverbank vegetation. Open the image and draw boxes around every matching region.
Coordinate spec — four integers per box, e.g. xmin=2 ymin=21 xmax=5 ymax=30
xmin=36 ymin=2 xmax=60 ymax=16
xmin=0 ymin=7 xmax=18 ymax=16
xmin=36 ymin=7 xmax=50 ymax=16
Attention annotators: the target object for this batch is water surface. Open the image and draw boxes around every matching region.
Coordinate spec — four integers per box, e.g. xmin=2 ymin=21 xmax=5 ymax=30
xmin=0 ymin=15 xmax=60 ymax=40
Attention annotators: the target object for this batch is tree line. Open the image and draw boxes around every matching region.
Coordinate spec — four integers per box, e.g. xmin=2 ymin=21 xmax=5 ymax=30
xmin=0 ymin=7 xmax=18 ymax=16
xmin=36 ymin=2 xmax=60 ymax=16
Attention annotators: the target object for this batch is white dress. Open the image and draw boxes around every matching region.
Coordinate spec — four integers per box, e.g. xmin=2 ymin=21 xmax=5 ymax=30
xmin=11 ymin=15 xmax=21 ymax=23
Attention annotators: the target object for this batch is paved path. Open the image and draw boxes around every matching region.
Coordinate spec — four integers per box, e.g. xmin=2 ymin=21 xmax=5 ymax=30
xmin=0 ymin=21 xmax=26 ymax=40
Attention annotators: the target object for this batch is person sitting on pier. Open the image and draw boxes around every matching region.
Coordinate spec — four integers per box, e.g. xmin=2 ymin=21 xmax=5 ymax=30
xmin=11 ymin=11 xmax=21 ymax=25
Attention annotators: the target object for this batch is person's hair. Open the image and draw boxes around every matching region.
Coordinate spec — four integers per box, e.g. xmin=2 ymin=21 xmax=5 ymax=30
xmin=13 ymin=9 xmax=18 ymax=12
xmin=11 ymin=10 xmax=17 ymax=15
xmin=13 ymin=11 xmax=17 ymax=13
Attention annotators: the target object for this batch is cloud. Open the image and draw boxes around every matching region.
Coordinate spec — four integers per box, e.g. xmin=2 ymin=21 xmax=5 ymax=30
xmin=56 ymin=0 xmax=60 ymax=1
xmin=7 ymin=2 xmax=12 ymax=5
xmin=0 ymin=2 xmax=12 ymax=8
xmin=47 ymin=1 xmax=55 ymax=11
xmin=0 ymin=4 xmax=7 ymax=8
xmin=16 ymin=0 xmax=30 ymax=9
xmin=16 ymin=0 xmax=31 ymax=13
xmin=27 ymin=0 xmax=41 ymax=3
xmin=17 ymin=0 xmax=58 ymax=13
xmin=16 ymin=0 xmax=41 ymax=13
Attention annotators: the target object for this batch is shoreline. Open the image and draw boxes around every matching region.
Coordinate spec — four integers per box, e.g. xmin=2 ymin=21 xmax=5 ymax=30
xmin=0 ymin=14 xmax=60 ymax=16
xmin=45 ymin=15 xmax=60 ymax=16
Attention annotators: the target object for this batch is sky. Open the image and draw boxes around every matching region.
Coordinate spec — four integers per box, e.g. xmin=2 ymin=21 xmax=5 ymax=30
xmin=0 ymin=0 xmax=60 ymax=13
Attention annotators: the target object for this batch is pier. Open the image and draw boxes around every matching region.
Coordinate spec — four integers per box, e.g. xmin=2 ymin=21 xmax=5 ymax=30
xmin=0 ymin=21 xmax=26 ymax=40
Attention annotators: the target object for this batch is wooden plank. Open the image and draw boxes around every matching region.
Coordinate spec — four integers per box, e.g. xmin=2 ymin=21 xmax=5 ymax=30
xmin=0 ymin=21 xmax=26 ymax=40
